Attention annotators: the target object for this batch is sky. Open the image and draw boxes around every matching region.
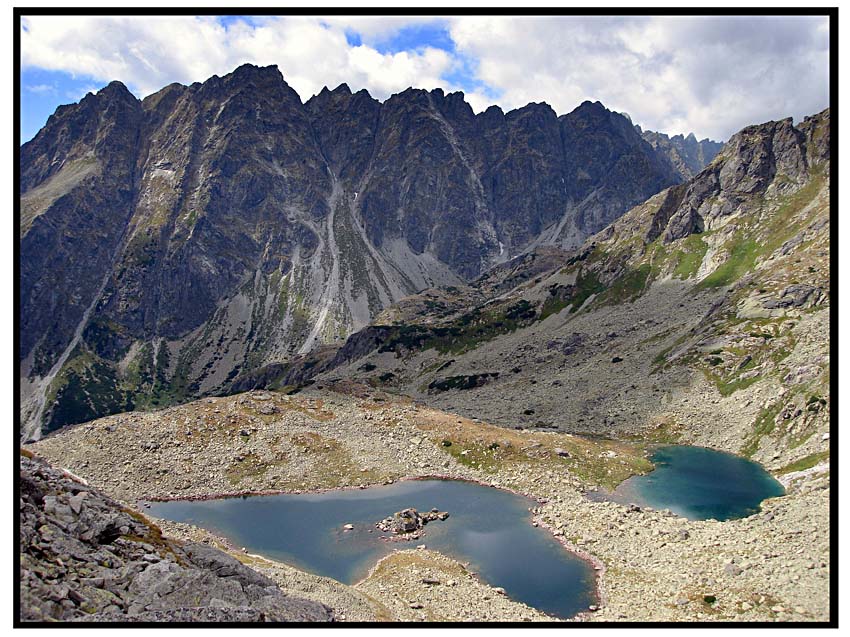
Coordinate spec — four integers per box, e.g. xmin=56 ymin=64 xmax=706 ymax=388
xmin=19 ymin=14 xmax=830 ymax=143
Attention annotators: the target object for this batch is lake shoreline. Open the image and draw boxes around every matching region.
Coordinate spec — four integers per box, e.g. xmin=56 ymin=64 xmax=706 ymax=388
xmin=143 ymin=474 xmax=605 ymax=620
xmin=28 ymin=388 xmax=830 ymax=622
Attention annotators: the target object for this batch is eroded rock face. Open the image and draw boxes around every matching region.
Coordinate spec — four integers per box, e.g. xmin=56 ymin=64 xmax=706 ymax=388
xmin=18 ymin=453 xmax=334 ymax=623
xmin=645 ymin=109 xmax=830 ymax=244
xmin=20 ymin=65 xmax=681 ymax=439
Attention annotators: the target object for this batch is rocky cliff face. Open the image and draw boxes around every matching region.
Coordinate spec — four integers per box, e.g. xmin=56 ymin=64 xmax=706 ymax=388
xmin=19 ymin=452 xmax=334 ymax=622
xmin=20 ymin=64 xmax=681 ymax=439
xmin=639 ymin=128 xmax=723 ymax=180
xmin=236 ymin=109 xmax=830 ymax=469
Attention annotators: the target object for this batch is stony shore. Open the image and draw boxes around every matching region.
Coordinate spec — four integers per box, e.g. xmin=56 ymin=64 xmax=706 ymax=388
xmin=27 ymin=385 xmax=830 ymax=622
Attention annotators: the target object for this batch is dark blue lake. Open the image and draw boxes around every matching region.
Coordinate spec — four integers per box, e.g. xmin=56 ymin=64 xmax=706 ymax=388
xmin=606 ymin=445 xmax=785 ymax=521
xmin=145 ymin=479 xmax=597 ymax=619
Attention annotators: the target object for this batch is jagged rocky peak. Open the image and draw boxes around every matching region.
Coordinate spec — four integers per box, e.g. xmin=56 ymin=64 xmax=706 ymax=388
xmin=644 ymin=109 xmax=829 ymax=244
xmin=20 ymin=64 xmax=688 ymax=437
xmin=217 ymin=62 xmax=284 ymax=84
xmin=21 ymin=79 xmax=142 ymax=193
xmin=568 ymin=99 xmax=611 ymax=119
xmin=640 ymin=126 xmax=724 ymax=180
xmin=96 ymin=80 xmax=135 ymax=100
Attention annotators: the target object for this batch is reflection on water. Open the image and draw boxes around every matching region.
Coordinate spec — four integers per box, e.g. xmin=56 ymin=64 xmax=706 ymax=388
xmin=146 ymin=479 xmax=596 ymax=619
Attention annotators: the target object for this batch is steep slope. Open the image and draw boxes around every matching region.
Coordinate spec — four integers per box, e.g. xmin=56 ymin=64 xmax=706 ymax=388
xmin=235 ymin=109 xmax=830 ymax=471
xmin=19 ymin=451 xmax=333 ymax=622
xmin=20 ymin=64 xmax=680 ymax=439
xmin=639 ymin=127 xmax=724 ymax=180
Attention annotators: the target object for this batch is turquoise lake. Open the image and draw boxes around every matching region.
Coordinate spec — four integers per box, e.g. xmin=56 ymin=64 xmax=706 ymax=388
xmin=605 ymin=445 xmax=786 ymax=521
xmin=145 ymin=478 xmax=597 ymax=619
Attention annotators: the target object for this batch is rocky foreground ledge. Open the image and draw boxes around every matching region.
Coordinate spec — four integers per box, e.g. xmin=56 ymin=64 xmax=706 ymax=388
xmin=18 ymin=452 xmax=333 ymax=623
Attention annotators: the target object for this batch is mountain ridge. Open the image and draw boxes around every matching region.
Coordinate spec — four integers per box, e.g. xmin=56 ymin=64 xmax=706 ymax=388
xmin=227 ymin=107 xmax=830 ymax=466
xmin=19 ymin=63 xmax=730 ymax=439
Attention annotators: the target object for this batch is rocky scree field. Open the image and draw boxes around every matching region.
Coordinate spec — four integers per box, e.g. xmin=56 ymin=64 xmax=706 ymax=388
xmin=26 ymin=380 xmax=829 ymax=622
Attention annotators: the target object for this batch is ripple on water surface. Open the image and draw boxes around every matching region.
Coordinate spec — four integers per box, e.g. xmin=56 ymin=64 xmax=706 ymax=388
xmin=145 ymin=478 xmax=597 ymax=619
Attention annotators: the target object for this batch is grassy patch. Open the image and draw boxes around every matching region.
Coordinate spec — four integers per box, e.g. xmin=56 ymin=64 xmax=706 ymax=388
xmin=696 ymin=169 xmax=826 ymax=290
xmin=416 ymin=414 xmax=651 ymax=489
xmin=741 ymin=403 xmax=781 ymax=457
xmin=671 ymin=234 xmax=709 ymax=279
xmin=286 ymin=431 xmax=387 ymax=488
xmin=622 ymin=420 xmax=685 ymax=445
xmin=378 ymin=300 xmax=538 ymax=356
xmin=597 ymin=264 xmax=652 ymax=306
xmin=697 ymin=237 xmax=761 ymax=289
xmin=427 ymin=373 xmax=499 ymax=393
xmin=44 ymin=346 xmax=133 ymax=434
xmin=225 ymin=452 xmax=271 ymax=485
xmin=540 ymin=269 xmax=605 ymax=320
xmin=776 ymin=451 xmax=830 ymax=475
xmin=712 ymin=372 xmax=762 ymax=397
xmin=120 ymin=506 xmax=185 ymax=565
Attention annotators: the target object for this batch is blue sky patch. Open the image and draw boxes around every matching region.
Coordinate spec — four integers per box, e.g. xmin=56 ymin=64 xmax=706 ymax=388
xmin=344 ymin=28 xmax=362 ymax=47
xmin=21 ymin=68 xmax=111 ymax=143
xmin=371 ymin=21 xmax=454 ymax=54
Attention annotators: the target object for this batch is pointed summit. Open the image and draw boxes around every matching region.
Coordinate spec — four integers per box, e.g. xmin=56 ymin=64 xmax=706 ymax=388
xmin=98 ymin=80 xmax=132 ymax=95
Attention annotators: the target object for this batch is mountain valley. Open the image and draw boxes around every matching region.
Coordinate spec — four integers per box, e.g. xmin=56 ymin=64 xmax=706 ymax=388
xmin=19 ymin=63 xmax=831 ymax=624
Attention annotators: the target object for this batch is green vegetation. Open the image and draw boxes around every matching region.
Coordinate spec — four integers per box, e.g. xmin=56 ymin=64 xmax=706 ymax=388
xmin=671 ymin=234 xmax=709 ymax=279
xmin=125 ymin=230 xmax=161 ymax=268
xmin=807 ymin=395 xmax=827 ymax=410
xmin=749 ymin=330 xmax=774 ymax=339
xmin=44 ymin=346 xmax=132 ymax=434
xmin=741 ymin=402 xmax=781 ymax=457
xmin=120 ymin=506 xmax=184 ymax=565
xmin=597 ymin=264 xmax=652 ymax=306
xmin=569 ymin=268 xmax=606 ymax=309
xmin=225 ymin=452 xmax=271 ymax=485
xmin=379 ymin=300 xmax=537 ymax=356
xmin=713 ymin=373 xmax=761 ymax=396
xmin=695 ymin=168 xmax=826 ymax=290
xmin=277 ymin=273 xmax=290 ymax=318
xmin=428 ymin=373 xmax=499 ymax=393
xmin=82 ymin=318 xmax=131 ymax=360
xmin=541 ymin=269 xmax=605 ymax=319
xmin=777 ymin=451 xmax=830 ymax=475
xmin=697 ymin=237 xmax=760 ymax=289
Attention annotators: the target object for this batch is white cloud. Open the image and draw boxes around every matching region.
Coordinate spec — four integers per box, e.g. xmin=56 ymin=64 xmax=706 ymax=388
xmin=321 ymin=15 xmax=443 ymax=44
xmin=21 ymin=15 xmax=830 ymax=140
xmin=447 ymin=15 xmax=830 ymax=140
xmin=20 ymin=15 xmax=453 ymax=103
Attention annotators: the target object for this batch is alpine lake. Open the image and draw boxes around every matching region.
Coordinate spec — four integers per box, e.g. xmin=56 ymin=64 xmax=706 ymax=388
xmin=145 ymin=445 xmax=784 ymax=619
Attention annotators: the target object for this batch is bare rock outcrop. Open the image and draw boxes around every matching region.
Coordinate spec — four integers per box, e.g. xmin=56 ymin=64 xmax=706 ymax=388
xmin=19 ymin=452 xmax=334 ymax=623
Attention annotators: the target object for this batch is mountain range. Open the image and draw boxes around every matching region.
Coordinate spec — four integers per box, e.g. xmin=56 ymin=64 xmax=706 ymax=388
xmin=230 ymin=106 xmax=830 ymax=466
xmin=19 ymin=56 xmax=832 ymax=626
xmin=20 ymin=63 xmax=725 ymax=439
